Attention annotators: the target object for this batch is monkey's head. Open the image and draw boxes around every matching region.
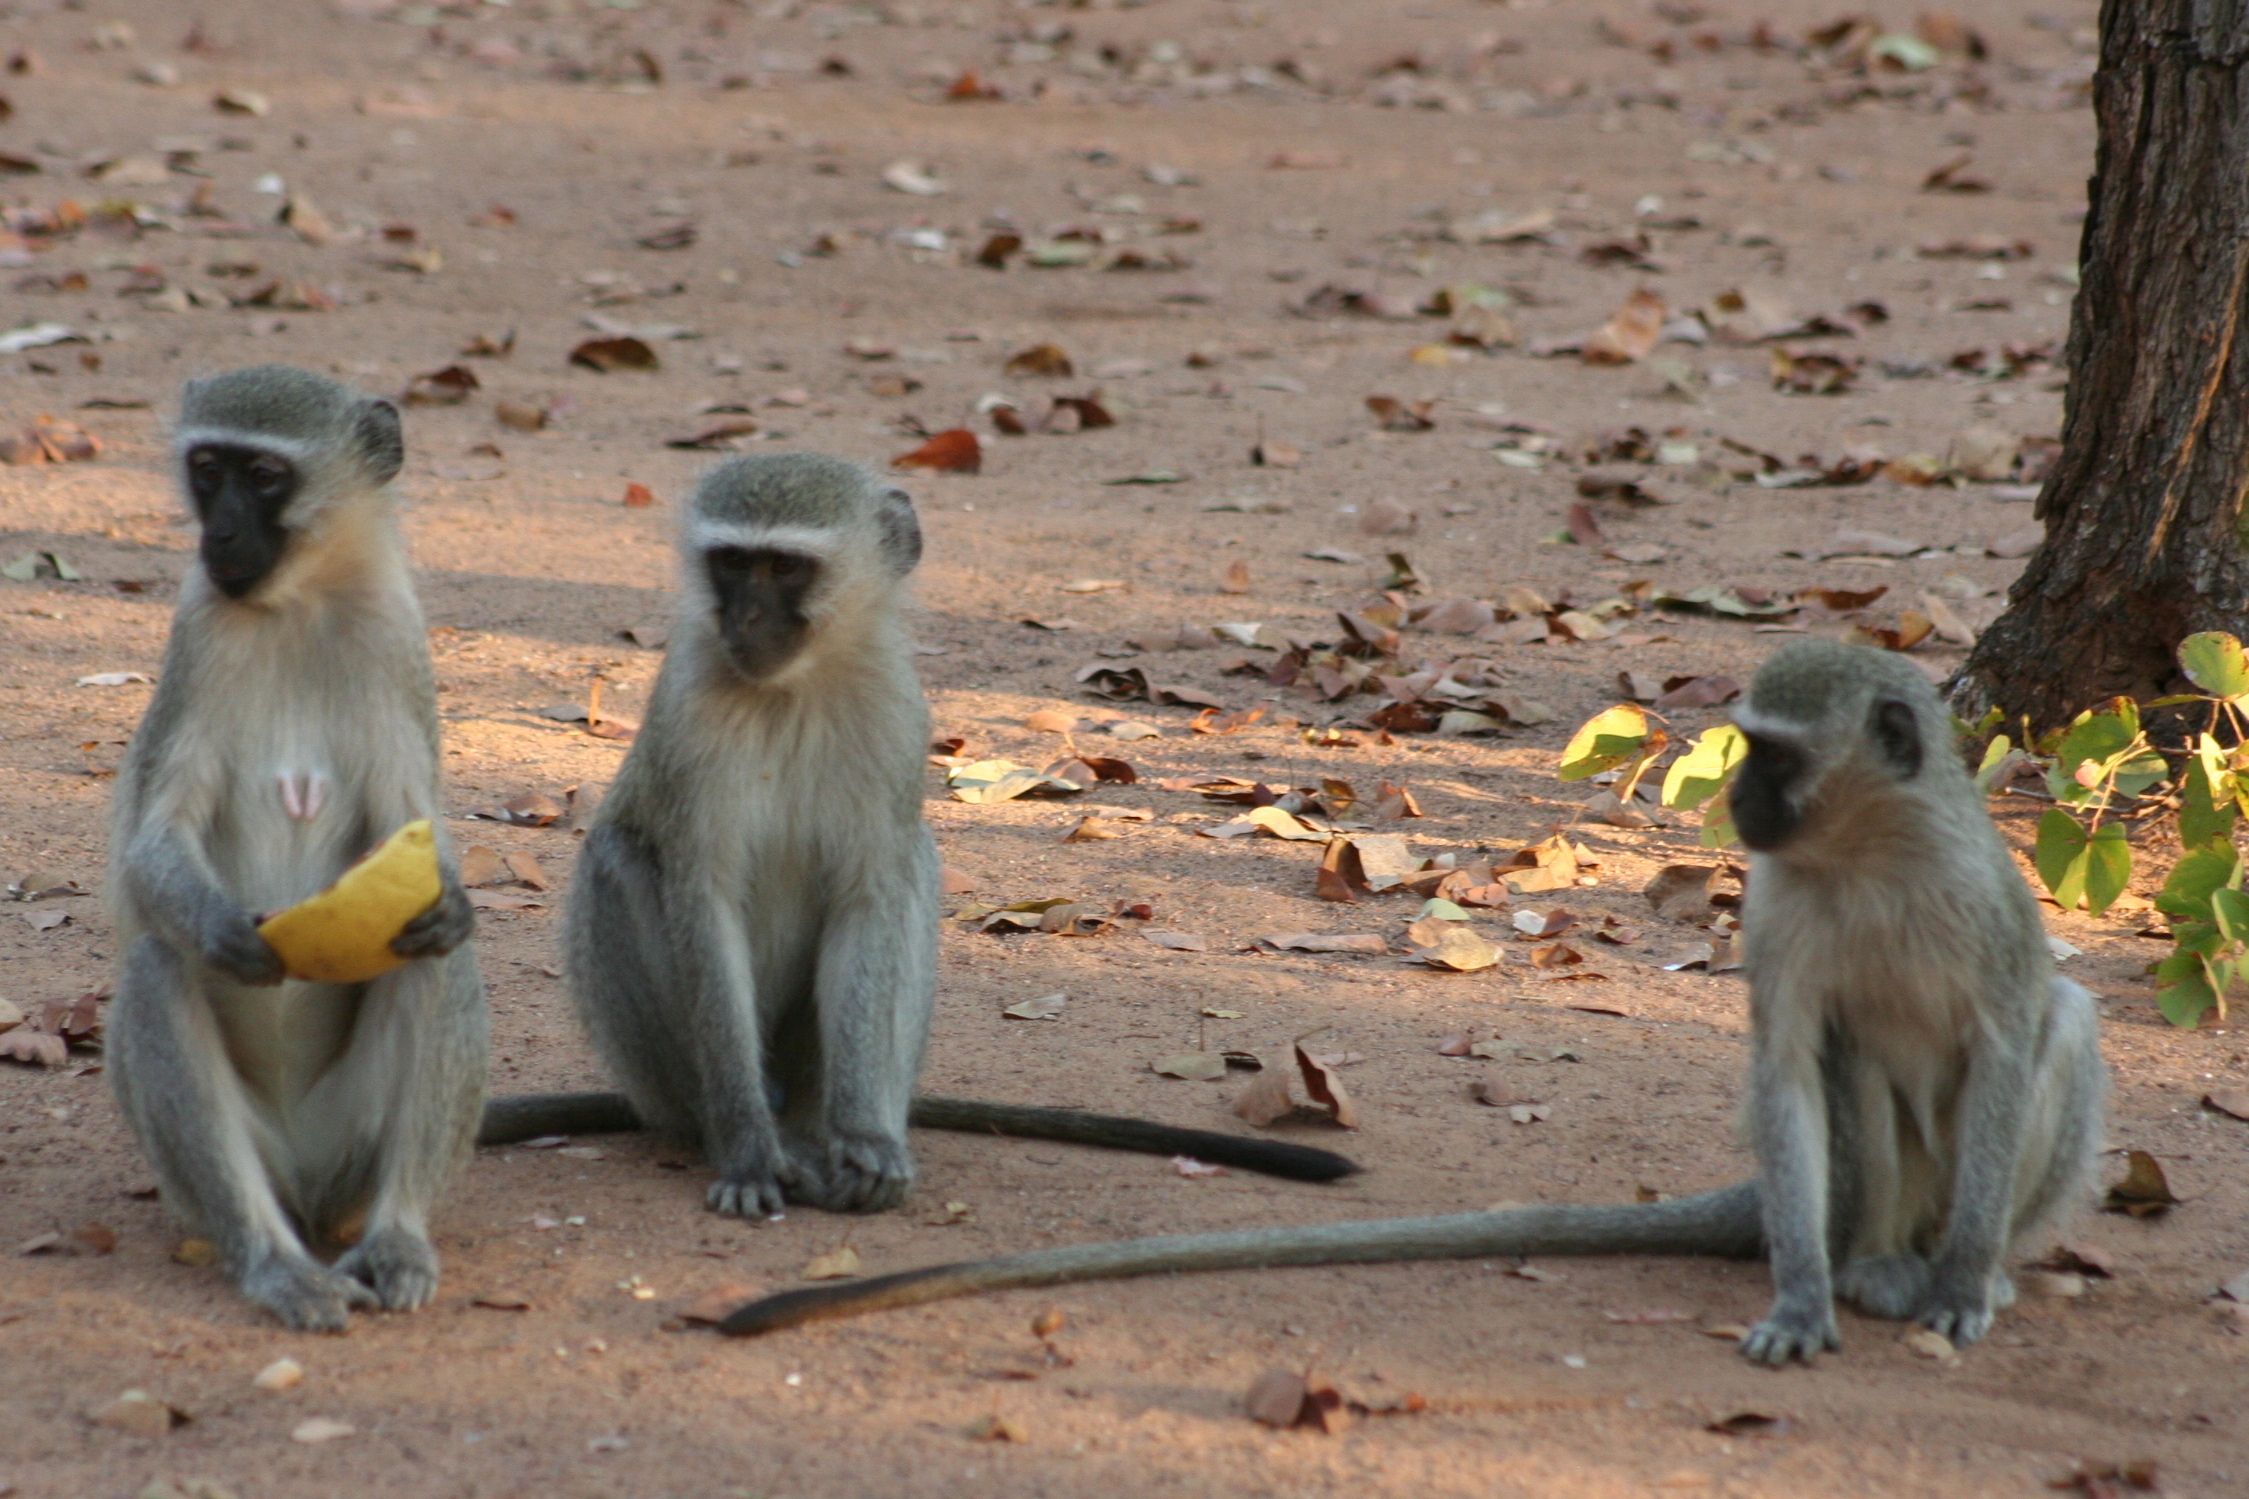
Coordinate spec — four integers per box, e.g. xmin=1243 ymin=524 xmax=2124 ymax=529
xmin=682 ymin=453 xmax=922 ymax=688
xmin=1728 ymin=640 xmax=1947 ymax=855
xmin=174 ymin=366 xmax=405 ymax=602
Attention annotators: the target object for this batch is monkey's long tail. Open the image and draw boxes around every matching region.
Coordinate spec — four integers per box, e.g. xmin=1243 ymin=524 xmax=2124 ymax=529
xmin=477 ymin=1092 xmax=1360 ymax=1183
xmin=717 ymin=1182 xmax=1765 ymax=1337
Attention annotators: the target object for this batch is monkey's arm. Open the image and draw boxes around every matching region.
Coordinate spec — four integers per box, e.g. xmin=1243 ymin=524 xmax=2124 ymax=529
xmin=391 ymin=824 xmax=475 ymax=962
xmin=1737 ymin=1019 xmax=1839 ymax=1366
xmin=1918 ymin=1002 xmax=2040 ymax=1345
xmin=476 ymin=1091 xmax=1358 ymax=1182
xmin=119 ymin=802 xmax=283 ymax=986
xmin=718 ymin=1182 xmax=1764 ymax=1336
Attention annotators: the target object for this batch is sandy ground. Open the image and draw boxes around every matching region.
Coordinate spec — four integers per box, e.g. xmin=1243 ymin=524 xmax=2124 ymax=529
xmin=1 ymin=0 xmax=2245 ymax=1495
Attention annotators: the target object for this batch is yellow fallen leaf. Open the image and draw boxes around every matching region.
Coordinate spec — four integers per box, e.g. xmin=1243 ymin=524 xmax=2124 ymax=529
xmin=801 ymin=1245 xmax=862 ymax=1280
xmin=257 ymin=820 xmax=441 ymax=984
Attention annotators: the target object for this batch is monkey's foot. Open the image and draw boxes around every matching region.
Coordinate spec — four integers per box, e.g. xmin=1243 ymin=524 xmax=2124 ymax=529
xmin=707 ymin=1168 xmax=789 ymax=1219
xmin=1914 ymin=1269 xmax=2008 ymax=1346
xmin=336 ymin=1227 xmax=442 ymax=1311
xmin=1835 ymin=1253 xmax=1932 ymax=1319
xmin=803 ymin=1134 xmax=914 ymax=1213
xmin=240 ymin=1255 xmax=379 ymax=1333
xmin=1739 ymin=1298 xmax=1840 ymax=1366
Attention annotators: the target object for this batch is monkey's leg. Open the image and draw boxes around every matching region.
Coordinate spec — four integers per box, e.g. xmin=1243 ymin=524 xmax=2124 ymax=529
xmin=679 ymin=893 xmax=794 ymax=1218
xmin=1830 ymin=1052 xmax=1933 ymax=1321
xmin=324 ymin=954 xmax=488 ymax=1310
xmin=1915 ymin=1013 xmax=2040 ymax=1346
xmin=108 ymin=939 xmax=375 ymax=1331
xmin=1739 ymin=1034 xmax=1840 ymax=1366
xmin=805 ymin=854 xmax=937 ymax=1213
xmin=2006 ymin=980 xmax=2107 ymax=1238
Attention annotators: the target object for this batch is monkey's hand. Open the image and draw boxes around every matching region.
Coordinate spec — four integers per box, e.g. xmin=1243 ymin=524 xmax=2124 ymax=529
xmin=391 ymin=878 xmax=475 ymax=962
xmin=1739 ymin=1297 xmax=1840 ymax=1366
xmin=202 ymin=906 xmax=286 ymax=986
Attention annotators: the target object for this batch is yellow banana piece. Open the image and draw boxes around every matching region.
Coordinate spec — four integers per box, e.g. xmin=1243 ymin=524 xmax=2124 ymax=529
xmin=257 ymin=819 xmax=442 ymax=984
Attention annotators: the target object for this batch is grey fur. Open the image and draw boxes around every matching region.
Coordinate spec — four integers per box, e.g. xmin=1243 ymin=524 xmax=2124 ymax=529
xmin=108 ymin=366 xmax=484 ymax=1331
xmin=712 ymin=640 xmax=2108 ymax=1361
xmin=566 ymin=454 xmax=940 ymax=1216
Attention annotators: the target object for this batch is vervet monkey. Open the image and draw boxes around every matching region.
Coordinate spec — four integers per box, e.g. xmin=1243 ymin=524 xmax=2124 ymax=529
xmin=534 ymin=454 xmax=1353 ymax=1217
xmin=107 ymin=366 xmax=485 ymax=1331
xmin=713 ymin=641 xmax=2107 ymax=1364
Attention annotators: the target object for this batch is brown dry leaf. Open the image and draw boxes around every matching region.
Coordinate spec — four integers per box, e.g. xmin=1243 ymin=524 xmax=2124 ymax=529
xmin=1798 ymin=585 xmax=1889 ymax=611
xmin=1142 ymin=931 xmax=1211 ymax=952
xmin=504 ymin=851 xmax=551 ymax=891
xmin=801 ymin=1245 xmax=862 ymax=1280
xmin=1583 ymin=287 xmax=1665 ymax=364
xmin=2102 ymin=1150 xmax=2179 ymax=1218
xmin=1231 ymin=1063 xmax=1297 ymax=1127
xmin=1061 ymin=816 xmax=1128 ymax=842
xmin=460 ymin=329 xmax=516 ymax=358
xmin=1565 ymin=501 xmax=1605 ymax=548
xmin=667 ymin=419 xmax=760 ymax=451
xmin=402 ymin=364 xmax=478 ymax=406
xmin=494 ymin=397 xmax=551 ymax=432
xmin=1153 ymin=1052 xmax=1227 ymax=1082
xmin=1005 ymin=343 xmax=1074 ymax=377
xmin=1365 ymin=395 xmax=1436 ymax=432
xmin=1023 ymin=708 xmax=1079 ymax=733
xmin=2049 ymin=1460 xmax=2162 ymax=1496
xmin=1252 ymin=439 xmax=1302 ymax=468
xmin=1770 ymin=347 xmax=1860 ymax=394
xmin=0 ymin=415 xmax=102 ymax=465
xmin=471 ymin=1291 xmax=534 ymax=1312
xmin=1294 ymin=1042 xmax=1360 ymax=1127
xmin=893 ymin=429 xmax=981 ymax=473
xmin=1654 ymin=674 xmax=1742 ymax=710
xmin=1645 ymin=864 xmax=1720 ymax=921
xmin=965 ymin=1414 xmax=1029 ymax=1443
xmin=88 ymin=1389 xmax=186 ymax=1437
xmin=1002 ymin=991 xmax=1066 ymax=1021
xmin=1705 ymin=1411 xmax=1790 ymax=1437
xmin=1922 ymin=153 xmax=1992 ymax=194
xmin=2203 ymin=1088 xmax=2249 ymax=1121
xmin=0 ymin=1027 xmax=67 ymax=1067
xmin=1265 ymin=931 xmax=1387 ymax=955
xmin=280 ymin=194 xmax=333 ymax=245
xmin=569 ymin=336 xmax=659 ymax=373
xmin=1414 ymin=926 xmax=1500 ymax=972
xmin=1220 ymin=558 xmax=1252 ymax=594
xmin=496 ymin=791 xmax=565 ymax=827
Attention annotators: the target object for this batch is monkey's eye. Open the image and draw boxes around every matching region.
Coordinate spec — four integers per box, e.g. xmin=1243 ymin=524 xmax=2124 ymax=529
xmin=248 ymin=456 xmax=292 ymax=495
xmin=764 ymin=555 xmax=807 ymax=580
xmin=188 ymin=450 xmax=220 ymax=481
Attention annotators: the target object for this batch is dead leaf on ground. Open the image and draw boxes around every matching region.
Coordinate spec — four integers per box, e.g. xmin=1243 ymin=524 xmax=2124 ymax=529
xmin=800 ymin=1245 xmax=862 ymax=1280
xmin=1365 ymin=395 xmax=1436 ymax=432
xmin=893 ymin=429 xmax=981 ymax=473
xmin=965 ymin=1414 xmax=1030 ymax=1443
xmin=1704 ymin=1411 xmax=1790 ymax=1438
xmin=402 ymin=364 xmax=478 ymax=406
xmin=1154 ymin=1052 xmax=1227 ymax=1082
xmin=471 ymin=1291 xmax=534 ymax=1312
xmin=1002 ymin=991 xmax=1066 ymax=1021
xmin=0 ymin=415 xmax=101 ymax=465
xmin=1645 ymin=864 xmax=1720 ymax=921
xmin=2102 ymin=1150 xmax=2178 ymax=1218
xmin=2048 ymin=1460 xmax=2162 ymax=1496
xmin=1583 ymin=287 xmax=1666 ymax=364
xmin=677 ymin=1282 xmax=761 ymax=1324
xmin=1142 ymin=931 xmax=1211 ymax=952
xmin=1005 ymin=343 xmax=1074 ymax=377
xmin=1244 ymin=1368 xmax=1350 ymax=1433
xmin=569 ymin=336 xmax=659 ymax=373
xmin=2203 ymin=1088 xmax=2249 ymax=1121
xmin=1412 ymin=926 xmax=1500 ymax=972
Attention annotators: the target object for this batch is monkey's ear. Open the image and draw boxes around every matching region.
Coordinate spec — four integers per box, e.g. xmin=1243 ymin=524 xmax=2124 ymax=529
xmin=876 ymin=486 xmax=922 ymax=574
xmin=1870 ymin=698 xmax=1922 ymax=777
xmin=356 ymin=398 xmax=405 ymax=486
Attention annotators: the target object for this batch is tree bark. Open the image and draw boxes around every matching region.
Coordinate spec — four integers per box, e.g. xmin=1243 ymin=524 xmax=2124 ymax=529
xmin=1950 ymin=0 xmax=2249 ymax=729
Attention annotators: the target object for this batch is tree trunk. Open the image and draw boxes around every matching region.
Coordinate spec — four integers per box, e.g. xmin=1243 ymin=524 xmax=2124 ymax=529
xmin=1950 ymin=0 xmax=2249 ymax=729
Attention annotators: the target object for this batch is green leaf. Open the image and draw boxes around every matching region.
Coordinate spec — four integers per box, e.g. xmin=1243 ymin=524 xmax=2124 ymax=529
xmin=2182 ymin=742 xmax=2239 ymax=849
xmin=1699 ymin=793 xmax=1739 ymax=849
xmin=2033 ymin=810 xmax=2092 ymax=907
xmin=1973 ymin=734 xmax=2017 ymax=796
xmin=2157 ymin=840 xmax=2241 ymax=922
xmin=2046 ymin=710 xmax=2135 ymax=804
xmin=2158 ymin=970 xmax=2218 ymax=1029
xmin=2082 ymin=823 xmax=2132 ymax=917
xmin=2179 ymin=631 xmax=2249 ymax=700
xmin=1558 ymin=704 xmax=1650 ymax=782
xmin=2212 ymin=886 xmax=2249 ymax=945
xmin=1661 ymin=724 xmax=1747 ymax=812
xmin=2033 ymin=813 xmax=2131 ymax=914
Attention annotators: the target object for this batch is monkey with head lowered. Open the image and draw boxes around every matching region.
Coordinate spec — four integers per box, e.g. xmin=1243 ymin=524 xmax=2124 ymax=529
xmin=108 ymin=366 xmax=485 ymax=1331
xmin=480 ymin=454 xmax=1355 ymax=1214
xmin=713 ymin=640 xmax=2108 ymax=1364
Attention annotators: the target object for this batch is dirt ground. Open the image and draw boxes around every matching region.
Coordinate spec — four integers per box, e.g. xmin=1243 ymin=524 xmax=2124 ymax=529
xmin=2 ymin=0 xmax=2246 ymax=1494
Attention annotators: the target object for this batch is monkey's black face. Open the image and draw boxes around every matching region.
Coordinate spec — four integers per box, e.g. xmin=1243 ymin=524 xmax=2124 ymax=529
xmin=187 ymin=443 xmax=298 ymax=599
xmin=706 ymin=545 xmax=819 ymax=683
xmin=1731 ymin=733 xmax=1806 ymax=851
